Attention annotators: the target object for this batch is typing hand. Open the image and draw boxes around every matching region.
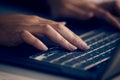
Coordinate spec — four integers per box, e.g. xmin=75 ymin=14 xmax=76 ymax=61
xmin=98 ymin=0 xmax=120 ymax=16
xmin=0 ymin=14 xmax=89 ymax=51
xmin=48 ymin=0 xmax=120 ymax=29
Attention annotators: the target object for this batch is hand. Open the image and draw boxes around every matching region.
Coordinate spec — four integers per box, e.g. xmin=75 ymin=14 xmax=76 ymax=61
xmin=0 ymin=14 xmax=89 ymax=51
xmin=48 ymin=0 xmax=120 ymax=29
xmin=98 ymin=0 xmax=120 ymax=16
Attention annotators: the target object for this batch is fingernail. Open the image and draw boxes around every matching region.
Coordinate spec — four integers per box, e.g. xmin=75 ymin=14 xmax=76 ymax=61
xmin=68 ymin=44 xmax=78 ymax=51
xmin=38 ymin=43 xmax=48 ymax=51
xmin=59 ymin=22 xmax=66 ymax=25
xmin=81 ymin=41 xmax=90 ymax=50
xmin=42 ymin=46 xmax=48 ymax=51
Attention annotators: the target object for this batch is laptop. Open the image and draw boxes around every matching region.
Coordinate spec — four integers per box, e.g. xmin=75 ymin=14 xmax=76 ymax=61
xmin=0 ymin=18 xmax=120 ymax=80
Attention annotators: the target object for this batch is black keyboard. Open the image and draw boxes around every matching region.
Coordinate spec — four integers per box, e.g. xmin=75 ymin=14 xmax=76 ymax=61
xmin=30 ymin=28 xmax=120 ymax=71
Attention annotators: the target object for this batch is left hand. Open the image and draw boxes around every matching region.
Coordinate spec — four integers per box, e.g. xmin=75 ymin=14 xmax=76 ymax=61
xmin=0 ymin=14 xmax=89 ymax=51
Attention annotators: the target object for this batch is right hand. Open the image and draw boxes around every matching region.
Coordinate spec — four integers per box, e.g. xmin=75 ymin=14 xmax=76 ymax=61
xmin=0 ymin=14 xmax=89 ymax=51
xmin=48 ymin=0 xmax=120 ymax=29
xmin=115 ymin=0 xmax=120 ymax=16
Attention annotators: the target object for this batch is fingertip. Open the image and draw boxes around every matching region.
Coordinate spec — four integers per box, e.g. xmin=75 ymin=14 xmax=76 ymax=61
xmin=40 ymin=46 xmax=48 ymax=51
xmin=59 ymin=22 xmax=66 ymax=25
xmin=81 ymin=42 xmax=90 ymax=50
xmin=68 ymin=44 xmax=78 ymax=51
xmin=78 ymin=39 xmax=90 ymax=50
xmin=35 ymin=41 xmax=48 ymax=51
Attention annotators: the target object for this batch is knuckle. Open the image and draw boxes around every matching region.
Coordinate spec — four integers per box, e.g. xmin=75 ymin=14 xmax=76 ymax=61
xmin=44 ymin=24 xmax=51 ymax=30
xmin=21 ymin=30 xmax=28 ymax=36
xmin=21 ymin=30 xmax=26 ymax=33
xmin=20 ymin=15 xmax=40 ymax=23
xmin=89 ymin=3 xmax=97 ymax=10
xmin=81 ymin=14 xmax=92 ymax=20
xmin=29 ymin=15 xmax=40 ymax=22
xmin=31 ymin=15 xmax=39 ymax=19
xmin=55 ymin=24 xmax=63 ymax=30
xmin=42 ymin=24 xmax=52 ymax=34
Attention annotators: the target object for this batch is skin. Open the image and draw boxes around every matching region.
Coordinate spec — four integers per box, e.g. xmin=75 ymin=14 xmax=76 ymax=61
xmin=48 ymin=0 xmax=120 ymax=29
xmin=0 ymin=14 xmax=89 ymax=51
xmin=115 ymin=0 xmax=120 ymax=16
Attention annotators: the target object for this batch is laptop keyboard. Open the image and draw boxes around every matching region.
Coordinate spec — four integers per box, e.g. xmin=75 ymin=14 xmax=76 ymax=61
xmin=30 ymin=29 xmax=120 ymax=70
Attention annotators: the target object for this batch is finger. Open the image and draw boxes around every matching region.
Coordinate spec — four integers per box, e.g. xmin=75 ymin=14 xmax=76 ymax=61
xmin=66 ymin=4 xmax=94 ymax=20
xmin=51 ymin=24 xmax=89 ymax=50
xmin=116 ymin=0 xmax=120 ymax=9
xmin=97 ymin=1 xmax=114 ymax=11
xmin=115 ymin=0 xmax=120 ymax=16
xmin=97 ymin=9 xmax=120 ymax=29
xmin=21 ymin=30 xmax=48 ymax=51
xmin=92 ymin=7 xmax=120 ymax=29
xmin=42 ymin=24 xmax=77 ymax=51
